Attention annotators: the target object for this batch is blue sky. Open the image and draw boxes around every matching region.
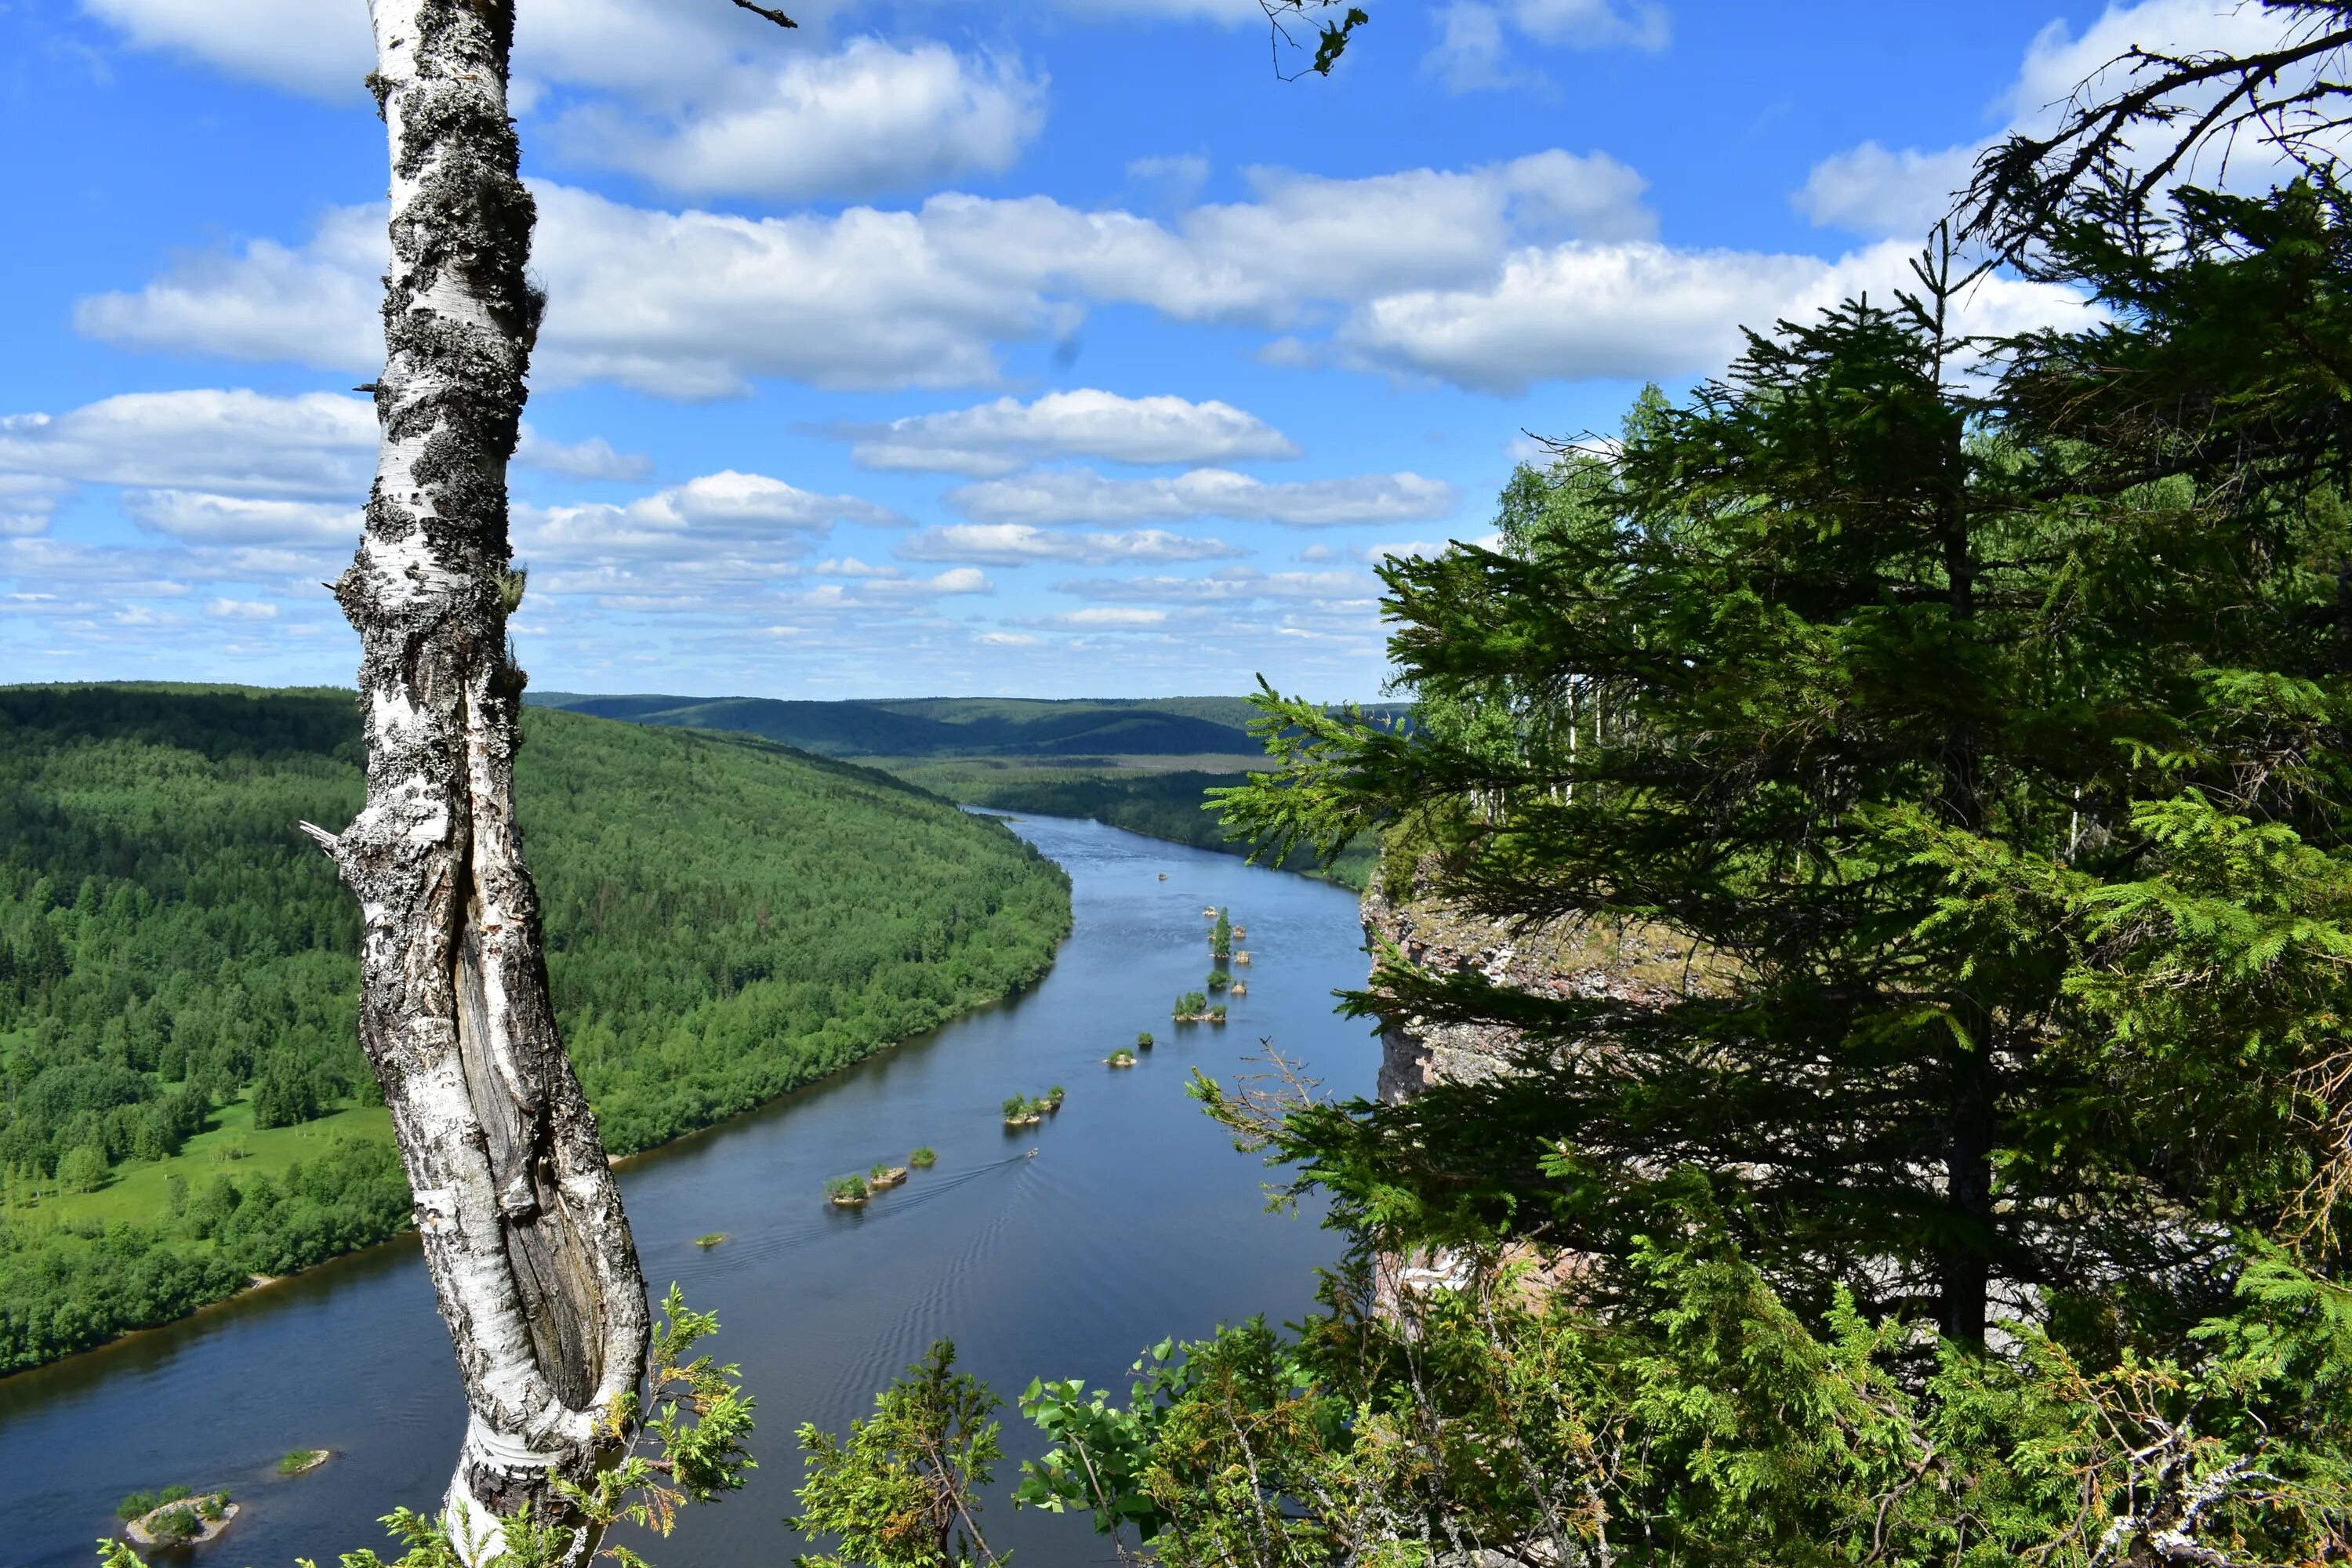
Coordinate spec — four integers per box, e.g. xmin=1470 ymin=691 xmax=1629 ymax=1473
xmin=0 ymin=0 xmax=2255 ymax=700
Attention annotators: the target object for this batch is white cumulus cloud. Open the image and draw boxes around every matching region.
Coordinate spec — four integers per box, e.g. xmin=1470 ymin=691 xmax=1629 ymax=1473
xmin=528 ymin=470 xmax=904 ymax=558
xmin=0 ymin=390 xmax=375 ymax=498
xmin=813 ymin=556 xmax=906 ymax=579
xmin=0 ymin=389 xmax=652 ymax=544
xmin=72 ymin=131 xmax=2097 ymax=405
xmin=836 ymin=390 xmax=1300 ymax=476
xmin=799 ymin=567 xmax=993 ymax=608
xmin=517 ymin=430 xmax=655 ymax=482
xmin=553 ymin=38 xmax=1046 ymax=201
xmin=74 ymin=207 xmax=383 ymax=372
xmin=1428 ymin=0 xmax=1668 ymax=93
xmin=74 ymin=151 xmax=1656 ymax=397
xmin=1052 ymin=565 xmax=1378 ymax=604
xmin=80 ymin=0 xmax=373 ymax=99
xmin=1795 ymin=143 xmax=1983 ymax=239
xmin=515 ymin=470 xmax=909 ymax=610
xmin=1049 ymin=606 xmax=1168 ymax=628
xmin=125 ymin=492 xmax=360 ymax=547
xmin=82 ymin=2 xmax=1037 ymax=202
xmin=1046 ymin=0 xmax=1264 ymax=16
xmin=1357 ymin=534 xmax=1503 ymax=563
xmin=0 ymin=476 xmax=70 ymax=538
xmin=948 ymin=468 xmax=1460 ymax=528
xmin=1335 ymin=238 xmax=2095 ymax=395
xmin=897 ymin=523 xmax=1247 ymax=566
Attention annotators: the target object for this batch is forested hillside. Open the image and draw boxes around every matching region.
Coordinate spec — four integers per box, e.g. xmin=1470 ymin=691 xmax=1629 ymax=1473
xmin=0 ymin=684 xmax=1071 ymax=1371
xmin=531 ymin=691 xmax=1387 ymax=885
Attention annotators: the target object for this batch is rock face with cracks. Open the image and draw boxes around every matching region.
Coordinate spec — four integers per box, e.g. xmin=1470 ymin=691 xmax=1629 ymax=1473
xmin=1361 ymin=877 xmax=1710 ymax=1105
xmin=303 ymin=5 xmax=649 ymax=1562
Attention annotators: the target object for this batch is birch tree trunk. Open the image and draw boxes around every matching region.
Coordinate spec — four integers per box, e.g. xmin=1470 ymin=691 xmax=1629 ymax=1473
xmin=305 ymin=2 xmax=651 ymax=1557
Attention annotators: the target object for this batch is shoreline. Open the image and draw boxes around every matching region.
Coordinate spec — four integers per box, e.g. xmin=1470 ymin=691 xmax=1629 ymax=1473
xmin=0 ymin=916 xmax=1071 ymax=1383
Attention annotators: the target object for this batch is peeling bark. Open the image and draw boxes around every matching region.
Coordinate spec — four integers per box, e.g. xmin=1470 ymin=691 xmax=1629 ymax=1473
xmin=305 ymin=3 xmax=651 ymax=1559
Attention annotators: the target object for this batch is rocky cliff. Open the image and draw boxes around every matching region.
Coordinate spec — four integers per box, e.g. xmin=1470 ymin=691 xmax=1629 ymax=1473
xmin=1362 ymin=878 xmax=1709 ymax=1104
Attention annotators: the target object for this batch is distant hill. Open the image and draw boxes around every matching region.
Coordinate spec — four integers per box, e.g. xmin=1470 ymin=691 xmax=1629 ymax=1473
xmin=524 ymin=691 xmax=1273 ymax=760
xmin=526 ymin=690 xmax=1398 ymax=888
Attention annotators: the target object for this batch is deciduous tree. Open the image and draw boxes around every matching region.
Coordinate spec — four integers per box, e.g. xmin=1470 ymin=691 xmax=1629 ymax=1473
xmin=304 ymin=9 xmax=649 ymax=1552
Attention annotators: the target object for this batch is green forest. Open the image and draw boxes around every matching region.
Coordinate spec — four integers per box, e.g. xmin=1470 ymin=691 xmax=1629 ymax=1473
xmin=0 ymin=684 xmax=1071 ymax=1372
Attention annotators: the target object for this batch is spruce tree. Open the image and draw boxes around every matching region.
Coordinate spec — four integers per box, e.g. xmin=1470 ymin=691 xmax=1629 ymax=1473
xmin=1225 ymin=227 xmax=2352 ymax=1348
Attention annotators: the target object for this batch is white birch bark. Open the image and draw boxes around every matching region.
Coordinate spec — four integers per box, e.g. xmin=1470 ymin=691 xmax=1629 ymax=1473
xmin=303 ymin=4 xmax=652 ymax=1559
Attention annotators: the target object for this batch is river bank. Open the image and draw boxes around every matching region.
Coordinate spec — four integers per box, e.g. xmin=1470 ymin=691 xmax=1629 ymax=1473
xmin=0 ymin=919 xmax=1065 ymax=1377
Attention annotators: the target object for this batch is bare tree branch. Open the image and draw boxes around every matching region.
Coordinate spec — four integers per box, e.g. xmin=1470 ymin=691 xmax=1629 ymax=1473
xmin=1962 ymin=1 xmax=2352 ymax=267
xmin=730 ymin=0 xmax=797 ymax=27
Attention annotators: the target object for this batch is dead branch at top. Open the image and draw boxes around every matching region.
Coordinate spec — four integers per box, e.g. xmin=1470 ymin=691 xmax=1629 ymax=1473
xmin=730 ymin=0 xmax=797 ymax=28
xmin=1962 ymin=2 xmax=2352 ymax=267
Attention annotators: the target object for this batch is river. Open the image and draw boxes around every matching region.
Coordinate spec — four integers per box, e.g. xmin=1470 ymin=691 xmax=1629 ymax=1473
xmin=0 ymin=814 xmax=1377 ymax=1568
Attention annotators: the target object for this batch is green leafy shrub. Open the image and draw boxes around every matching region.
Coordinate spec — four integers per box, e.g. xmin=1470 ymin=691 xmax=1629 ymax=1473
xmin=791 ymin=1341 xmax=1003 ymax=1568
xmin=146 ymin=1507 xmax=198 ymax=1542
xmin=56 ymin=1144 xmax=108 ymax=1193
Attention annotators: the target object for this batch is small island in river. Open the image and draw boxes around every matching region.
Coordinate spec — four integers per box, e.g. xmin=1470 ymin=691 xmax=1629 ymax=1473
xmin=122 ymin=1490 xmax=238 ymax=1548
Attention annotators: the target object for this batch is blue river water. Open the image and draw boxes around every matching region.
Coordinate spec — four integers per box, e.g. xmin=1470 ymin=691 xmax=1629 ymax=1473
xmin=0 ymin=814 xmax=1377 ymax=1568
